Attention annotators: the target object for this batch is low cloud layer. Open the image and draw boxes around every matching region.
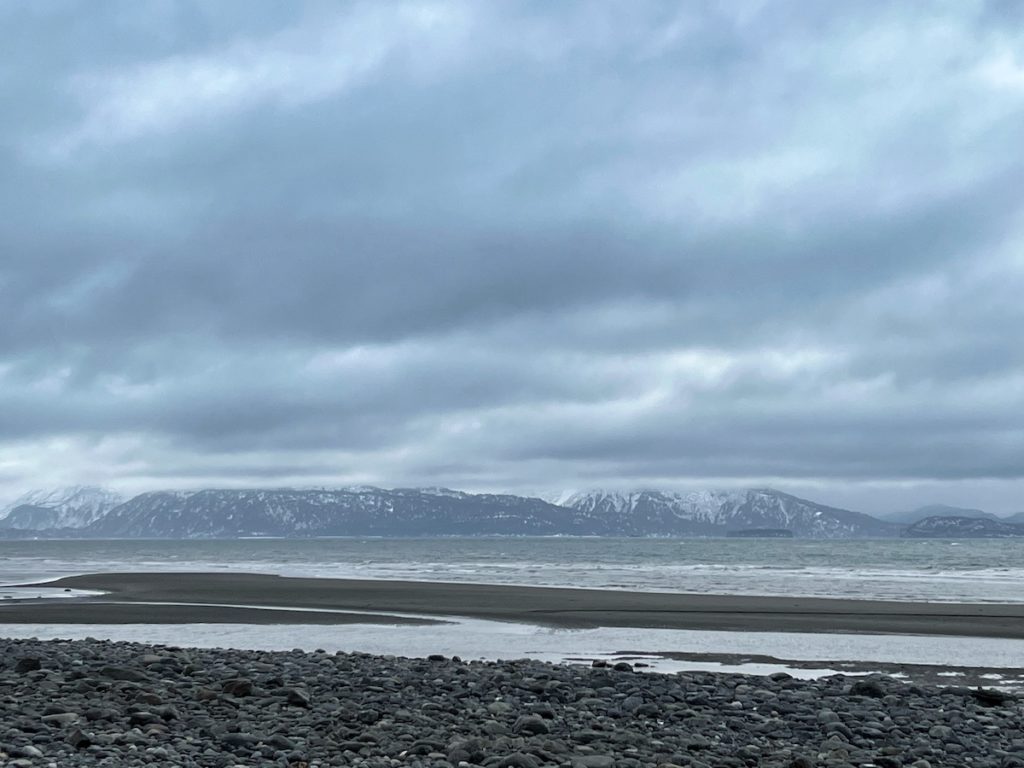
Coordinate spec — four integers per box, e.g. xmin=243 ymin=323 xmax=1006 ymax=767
xmin=2 ymin=1 xmax=1023 ymax=512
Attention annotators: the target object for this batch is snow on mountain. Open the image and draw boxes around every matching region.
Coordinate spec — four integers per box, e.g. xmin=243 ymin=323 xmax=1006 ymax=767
xmin=559 ymin=489 xmax=736 ymax=534
xmin=86 ymin=487 xmax=582 ymax=539
xmin=0 ymin=486 xmax=124 ymax=530
xmin=559 ymin=488 xmax=896 ymax=538
xmin=415 ymin=487 xmax=470 ymax=499
xmin=1 ymin=485 xmax=899 ymax=539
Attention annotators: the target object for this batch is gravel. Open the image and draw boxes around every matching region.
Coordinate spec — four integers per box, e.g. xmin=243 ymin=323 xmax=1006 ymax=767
xmin=0 ymin=637 xmax=1020 ymax=768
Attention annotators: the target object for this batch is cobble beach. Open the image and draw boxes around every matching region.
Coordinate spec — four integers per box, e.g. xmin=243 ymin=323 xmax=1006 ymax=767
xmin=1 ymin=636 xmax=1020 ymax=768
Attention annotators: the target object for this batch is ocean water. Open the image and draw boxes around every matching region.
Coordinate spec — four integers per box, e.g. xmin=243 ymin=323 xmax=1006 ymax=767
xmin=3 ymin=537 xmax=1024 ymax=681
xmin=5 ymin=620 xmax=1024 ymax=683
xmin=0 ymin=536 xmax=1021 ymax=603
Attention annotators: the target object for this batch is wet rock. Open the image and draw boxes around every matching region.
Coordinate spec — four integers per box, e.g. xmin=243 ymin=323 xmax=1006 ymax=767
xmin=971 ymin=687 xmax=1016 ymax=707
xmin=222 ymin=732 xmax=260 ymax=749
xmin=128 ymin=711 xmax=162 ymax=726
xmin=99 ymin=665 xmax=149 ymax=683
xmin=222 ymin=678 xmax=255 ymax=697
xmin=67 ymin=727 xmax=92 ymax=749
xmin=514 ymin=715 xmax=551 ymax=735
xmin=848 ymin=679 xmax=886 ymax=698
xmin=0 ymin=636 xmax=1019 ymax=768
xmin=41 ymin=712 xmax=80 ymax=726
xmin=449 ymin=737 xmax=487 ymax=764
xmin=13 ymin=657 xmax=41 ymax=673
xmin=498 ymin=753 xmax=541 ymax=768
xmin=286 ymin=687 xmax=311 ymax=707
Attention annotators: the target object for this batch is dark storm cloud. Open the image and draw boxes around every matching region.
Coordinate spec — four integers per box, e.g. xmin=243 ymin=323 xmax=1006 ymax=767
xmin=1 ymin=0 xmax=1023 ymax=509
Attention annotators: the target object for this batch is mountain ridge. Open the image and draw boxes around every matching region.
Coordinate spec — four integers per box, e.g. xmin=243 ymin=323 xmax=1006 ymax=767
xmin=0 ymin=486 xmax=124 ymax=530
xmin=902 ymin=515 xmax=1024 ymax=539
xmin=881 ymin=504 xmax=999 ymax=525
xmin=559 ymin=488 xmax=897 ymax=538
xmin=0 ymin=485 xmax=905 ymax=539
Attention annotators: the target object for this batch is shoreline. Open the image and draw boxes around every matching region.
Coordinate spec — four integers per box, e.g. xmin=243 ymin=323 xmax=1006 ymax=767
xmin=4 ymin=571 xmax=1024 ymax=638
xmin=4 ymin=618 xmax=1024 ymax=691
xmin=5 ymin=572 xmax=1024 ymax=691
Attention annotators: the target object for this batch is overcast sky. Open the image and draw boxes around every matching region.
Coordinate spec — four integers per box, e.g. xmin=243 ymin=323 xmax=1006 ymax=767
xmin=2 ymin=1 xmax=1023 ymax=513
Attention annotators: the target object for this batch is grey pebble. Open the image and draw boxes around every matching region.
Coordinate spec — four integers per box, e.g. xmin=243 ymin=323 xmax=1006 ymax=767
xmin=0 ymin=638 xmax=1017 ymax=768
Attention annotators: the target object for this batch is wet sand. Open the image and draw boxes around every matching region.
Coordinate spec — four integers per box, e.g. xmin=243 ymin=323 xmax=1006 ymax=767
xmin=0 ymin=598 xmax=438 ymax=625
xmin=4 ymin=571 xmax=1024 ymax=638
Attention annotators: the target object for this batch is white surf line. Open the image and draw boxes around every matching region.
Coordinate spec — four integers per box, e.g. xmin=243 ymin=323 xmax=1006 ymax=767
xmin=0 ymin=576 xmax=106 ymax=588
xmin=0 ymin=587 xmax=106 ymax=600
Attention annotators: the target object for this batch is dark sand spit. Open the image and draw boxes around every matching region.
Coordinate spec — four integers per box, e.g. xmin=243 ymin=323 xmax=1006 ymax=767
xmin=5 ymin=572 xmax=1024 ymax=638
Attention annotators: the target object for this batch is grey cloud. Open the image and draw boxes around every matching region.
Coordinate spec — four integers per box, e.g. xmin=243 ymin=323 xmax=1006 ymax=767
xmin=1 ymin=1 xmax=1023 ymax=510
xmin=5 ymin=164 xmax=1017 ymax=359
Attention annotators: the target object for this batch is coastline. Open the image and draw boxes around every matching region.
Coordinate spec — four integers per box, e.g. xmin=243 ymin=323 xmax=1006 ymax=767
xmin=5 ymin=571 xmax=1024 ymax=692
xmin=5 ymin=571 xmax=1024 ymax=638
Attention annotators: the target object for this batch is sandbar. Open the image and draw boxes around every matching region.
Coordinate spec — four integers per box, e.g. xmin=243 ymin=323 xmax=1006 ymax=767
xmin=3 ymin=572 xmax=1023 ymax=638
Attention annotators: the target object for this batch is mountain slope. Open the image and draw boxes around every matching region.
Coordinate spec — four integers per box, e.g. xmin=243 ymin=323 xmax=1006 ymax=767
xmin=0 ymin=485 xmax=901 ymax=539
xmin=882 ymin=504 xmax=998 ymax=525
xmin=560 ymin=488 xmax=896 ymax=538
xmin=87 ymin=487 xmax=593 ymax=539
xmin=903 ymin=516 xmax=1024 ymax=538
xmin=0 ymin=486 xmax=124 ymax=530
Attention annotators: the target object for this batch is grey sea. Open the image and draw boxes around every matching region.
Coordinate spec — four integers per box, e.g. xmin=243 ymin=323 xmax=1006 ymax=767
xmin=1 ymin=536 xmax=1022 ymax=602
xmin=3 ymin=537 xmax=1024 ymax=684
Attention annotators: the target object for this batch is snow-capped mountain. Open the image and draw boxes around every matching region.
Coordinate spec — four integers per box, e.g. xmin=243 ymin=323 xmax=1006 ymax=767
xmin=559 ymin=488 xmax=897 ymax=538
xmin=0 ymin=486 xmax=124 ymax=530
xmin=902 ymin=516 xmax=1024 ymax=538
xmin=86 ymin=487 xmax=590 ymax=539
xmin=1 ymin=485 xmax=900 ymax=539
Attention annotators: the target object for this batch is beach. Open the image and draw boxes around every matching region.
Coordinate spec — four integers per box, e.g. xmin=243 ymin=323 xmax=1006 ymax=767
xmin=1 ymin=635 xmax=1020 ymax=768
xmin=3 ymin=572 xmax=1024 ymax=764
xmin=7 ymin=570 xmax=1024 ymax=689
xmin=6 ymin=571 xmax=1024 ymax=639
